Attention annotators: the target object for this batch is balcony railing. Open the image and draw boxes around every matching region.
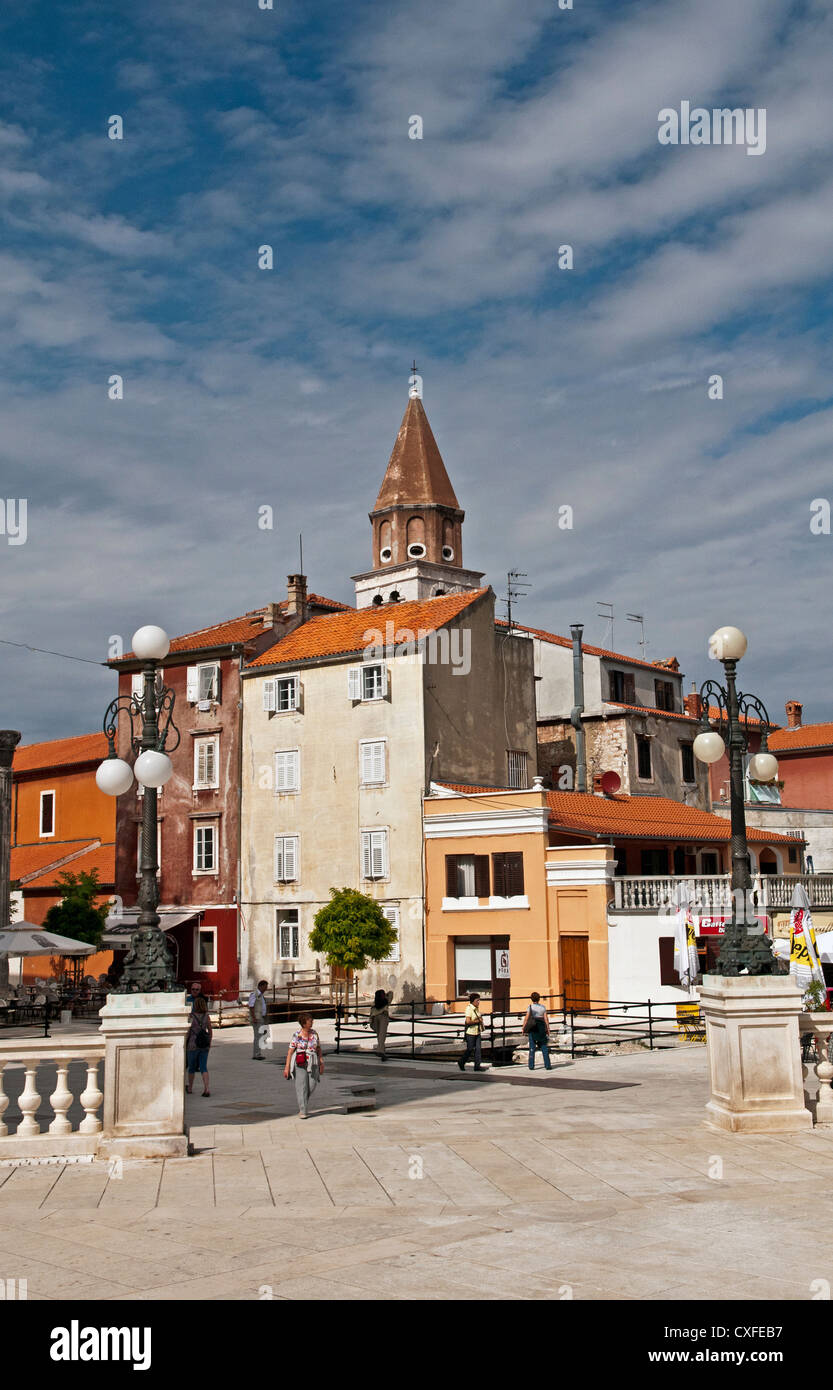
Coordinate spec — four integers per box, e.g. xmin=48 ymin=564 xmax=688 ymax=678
xmin=611 ymin=874 xmax=833 ymax=914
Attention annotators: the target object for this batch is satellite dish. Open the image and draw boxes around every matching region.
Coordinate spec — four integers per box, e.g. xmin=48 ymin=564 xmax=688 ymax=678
xmin=600 ymin=770 xmax=621 ymax=795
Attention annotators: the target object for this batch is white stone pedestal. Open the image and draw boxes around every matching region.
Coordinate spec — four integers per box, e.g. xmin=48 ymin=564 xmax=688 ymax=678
xmin=98 ymin=992 xmax=191 ymax=1159
xmin=701 ymin=974 xmax=812 ymax=1133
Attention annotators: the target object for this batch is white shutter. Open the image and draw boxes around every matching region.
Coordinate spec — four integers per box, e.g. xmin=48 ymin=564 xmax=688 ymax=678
xmin=275 ymin=751 xmax=298 ymax=792
xmin=131 ymin=673 xmax=144 ymax=699
xmin=379 ymin=663 xmax=388 ymax=697
xmin=186 ymin=666 xmax=199 ymax=702
xmin=374 ymin=832 xmax=387 ymax=878
xmin=274 ymin=836 xmax=283 ymax=880
xmin=360 ymin=743 xmax=372 ymax=783
xmin=373 ymin=742 xmax=385 ymax=782
xmin=362 ymin=832 xmax=372 ymax=878
xmin=382 ymin=907 xmax=400 ymax=962
xmin=295 ymin=680 xmax=304 ymax=713
xmin=263 ymin=679 xmax=276 ymax=712
xmin=283 ymin=836 xmax=297 ymax=881
xmin=348 ymin=666 xmax=362 ymax=700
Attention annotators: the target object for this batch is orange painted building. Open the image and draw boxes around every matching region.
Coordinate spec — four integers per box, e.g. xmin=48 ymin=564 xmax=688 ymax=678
xmin=10 ymin=733 xmax=115 ymax=982
xmin=424 ymin=783 xmax=804 ymax=1010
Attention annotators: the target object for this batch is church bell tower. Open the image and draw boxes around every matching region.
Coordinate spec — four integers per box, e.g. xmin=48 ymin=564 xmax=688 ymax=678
xmin=353 ymin=375 xmax=485 ymax=609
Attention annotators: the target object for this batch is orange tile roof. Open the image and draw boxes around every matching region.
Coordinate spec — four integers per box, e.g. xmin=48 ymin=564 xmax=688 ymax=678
xmin=10 ymin=840 xmax=98 ymax=883
xmin=248 ymin=589 xmax=488 ymax=668
xmin=496 ymin=620 xmax=680 ymax=675
xmin=23 ymin=843 xmax=115 ymax=890
xmin=433 ymin=784 xmax=799 ymax=845
xmin=768 ymin=722 xmax=833 ymax=753
xmin=604 ymin=703 xmax=774 ymax=729
xmin=117 ymin=595 xmax=352 ymax=661
xmin=545 ymin=791 xmax=797 ymax=843
xmin=13 ymin=733 xmax=108 ymax=775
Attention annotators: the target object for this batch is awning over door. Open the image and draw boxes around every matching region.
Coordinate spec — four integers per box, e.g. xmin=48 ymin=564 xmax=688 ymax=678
xmin=102 ymin=909 xmax=200 ymax=947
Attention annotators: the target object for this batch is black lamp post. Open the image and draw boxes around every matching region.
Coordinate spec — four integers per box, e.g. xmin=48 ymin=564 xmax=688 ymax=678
xmin=693 ymin=625 xmax=782 ymax=976
xmin=96 ymin=625 xmax=180 ymax=993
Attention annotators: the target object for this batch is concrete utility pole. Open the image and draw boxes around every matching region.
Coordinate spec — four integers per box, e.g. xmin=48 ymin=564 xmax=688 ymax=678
xmin=0 ymin=731 xmax=21 ymax=993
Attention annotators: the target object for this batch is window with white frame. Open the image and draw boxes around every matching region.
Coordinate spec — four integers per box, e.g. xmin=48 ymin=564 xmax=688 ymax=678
xmin=277 ymin=907 xmax=300 ymax=960
xmin=39 ymin=790 xmax=55 ymax=837
xmin=380 ymin=904 xmax=400 ymax=962
xmin=507 ymin=750 xmax=528 ymax=789
xmin=187 ymin=662 xmax=220 ymax=704
xmin=274 ymin=835 xmax=299 ymax=883
xmin=361 ymin=828 xmax=388 ymax=880
xmin=137 ymin=823 xmax=162 ymax=876
xmin=194 ymin=925 xmax=216 ymax=971
xmin=193 ymin=735 xmax=219 ymax=789
xmin=360 ymin=739 xmax=386 ymax=785
xmin=348 ymin=663 xmax=388 ymax=701
xmin=131 ymin=672 xmax=144 ymax=700
xmin=193 ymin=822 xmax=217 ymax=874
xmin=263 ymin=675 xmax=299 ymax=713
xmin=274 ymin=749 xmax=300 ymax=793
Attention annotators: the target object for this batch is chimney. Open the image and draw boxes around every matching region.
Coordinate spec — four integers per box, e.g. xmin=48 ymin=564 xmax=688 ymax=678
xmin=785 ymin=699 xmax=803 ymax=729
xmin=683 ymin=683 xmax=703 ymax=720
xmin=592 ymin=773 xmax=604 ymax=794
xmin=261 ymin=602 xmax=283 ymax=630
xmin=286 ymin=574 xmax=308 ymax=624
xmin=569 ymin=623 xmax=587 ymax=793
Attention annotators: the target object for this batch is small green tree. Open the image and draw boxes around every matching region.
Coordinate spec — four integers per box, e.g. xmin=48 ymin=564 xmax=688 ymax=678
xmin=309 ymin=887 xmax=397 ymax=972
xmin=43 ymin=869 xmax=108 ymax=948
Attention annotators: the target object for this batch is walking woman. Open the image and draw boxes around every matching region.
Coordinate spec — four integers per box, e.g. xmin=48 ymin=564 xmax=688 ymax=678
xmin=523 ymin=992 xmax=552 ymax=1071
xmin=186 ymin=994 xmax=213 ymax=1096
xmin=368 ymin=988 xmax=393 ymax=1060
xmin=284 ymin=1012 xmax=324 ymax=1118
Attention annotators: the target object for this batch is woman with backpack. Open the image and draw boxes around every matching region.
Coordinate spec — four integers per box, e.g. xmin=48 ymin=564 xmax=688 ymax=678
xmin=522 ymin=992 xmax=552 ymax=1071
xmin=186 ymin=994 xmax=213 ymax=1096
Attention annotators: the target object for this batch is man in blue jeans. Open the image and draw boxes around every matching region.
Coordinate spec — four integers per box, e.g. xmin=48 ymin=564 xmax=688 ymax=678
xmin=524 ymin=992 xmax=552 ymax=1070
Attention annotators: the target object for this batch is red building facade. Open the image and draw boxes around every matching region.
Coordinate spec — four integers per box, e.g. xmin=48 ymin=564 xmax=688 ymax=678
xmin=109 ymin=582 xmax=348 ymax=999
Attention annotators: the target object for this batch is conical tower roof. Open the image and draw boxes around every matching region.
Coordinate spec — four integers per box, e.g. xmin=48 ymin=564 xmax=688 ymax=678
xmin=373 ymin=396 xmax=460 ymax=512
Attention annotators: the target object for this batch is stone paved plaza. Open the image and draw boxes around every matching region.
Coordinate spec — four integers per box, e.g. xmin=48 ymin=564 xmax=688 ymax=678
xmin=1 ymin=1023 xmax=832 ymax=1301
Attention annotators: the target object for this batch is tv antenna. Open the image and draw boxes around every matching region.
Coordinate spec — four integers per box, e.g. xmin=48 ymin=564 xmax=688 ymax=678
xmin=627 ymin=612 xmax=647 ymax=661
xmin=596 ymin=601 xmax=614 ymax=649
xmin=505 ymin=571 xmax=531 ymax=632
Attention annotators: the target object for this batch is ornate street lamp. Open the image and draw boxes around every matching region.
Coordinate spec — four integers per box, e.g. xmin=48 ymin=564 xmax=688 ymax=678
xmin=96 ymin=626 xmax=180 ymax=992
xmin=693 ymin=625 xmax=782 ymax=976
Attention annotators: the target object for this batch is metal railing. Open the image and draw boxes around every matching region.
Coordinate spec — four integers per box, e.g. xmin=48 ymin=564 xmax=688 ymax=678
xmin=334 ymin=993 xmax=702 ymax=1062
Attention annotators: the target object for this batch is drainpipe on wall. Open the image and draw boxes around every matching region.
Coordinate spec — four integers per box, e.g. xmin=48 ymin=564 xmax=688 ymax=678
xmin=236 ymin=650 xmax=244 ymax=997
xmin=570 ymin=625 xmax=587 ymax=793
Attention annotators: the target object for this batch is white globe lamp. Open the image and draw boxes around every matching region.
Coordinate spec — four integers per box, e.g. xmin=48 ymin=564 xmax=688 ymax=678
xmin=96 ymin=758 xmax=135 ymax=796
xmin=708 ymin=626 xmax=747 ymax=662
xmin=693 ymin=730 xmax=726 ymax=764
xmin=132 ymin=625 xmax=170 ymax=662
xmin=748 ymin=751 xmax=779 ymax=783
xmin=134 ymin=749 xmax=173 ymax=787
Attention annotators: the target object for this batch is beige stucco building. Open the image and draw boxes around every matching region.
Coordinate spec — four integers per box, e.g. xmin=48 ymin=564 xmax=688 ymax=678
xmin=238 ymin=392 xmax=537 ymax=997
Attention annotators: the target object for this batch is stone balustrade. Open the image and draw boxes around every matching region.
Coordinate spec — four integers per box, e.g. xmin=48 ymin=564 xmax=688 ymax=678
xmin=0 ymin=1038 xmax=106 ymax=1159
xmin=611 ymin=873 xmax=833 ymax=914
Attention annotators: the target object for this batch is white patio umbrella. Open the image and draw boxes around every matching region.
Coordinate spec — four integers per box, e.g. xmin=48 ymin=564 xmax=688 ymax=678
xmin=0 ymin=923 xmax=96 ymax=958
xmin=788 ymin=883 xmax=826 ymax=995
xmin=672 ymin=880 xmax=699 ymax=990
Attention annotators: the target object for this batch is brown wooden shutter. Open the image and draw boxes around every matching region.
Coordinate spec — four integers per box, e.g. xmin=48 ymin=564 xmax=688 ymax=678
xmin=492 ymin=853 xmax=506 ymax=897
xmin=445 ymin=855 xmax=458 ymax=898
xmin=474 ymin=855 xmax=490 ymax=898
xmin=624 ymin=673 xmax=636 ymax=704
xmin=507 ymin=852 xmax=524 ymax=897
xmin=659 ymin=937 xmax=679 ymax=986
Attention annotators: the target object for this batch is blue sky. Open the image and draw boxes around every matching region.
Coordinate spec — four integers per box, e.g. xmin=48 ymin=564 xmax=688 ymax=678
xmin=1 ymin=0 xmax=832 ymax=743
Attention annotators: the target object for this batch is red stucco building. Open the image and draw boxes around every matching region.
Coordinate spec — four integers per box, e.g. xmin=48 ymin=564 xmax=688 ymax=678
xmin=109 ymin=582 xmax=349 ymax=999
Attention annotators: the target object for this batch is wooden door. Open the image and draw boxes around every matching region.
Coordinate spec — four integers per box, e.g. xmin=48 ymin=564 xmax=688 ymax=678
xmin=561 ymin=936 xmax=590 ymax=1012
xmin=491 ymin=937 xmax=510 ymax=1011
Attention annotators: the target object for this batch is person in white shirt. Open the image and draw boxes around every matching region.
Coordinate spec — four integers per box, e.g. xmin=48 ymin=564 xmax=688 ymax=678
xmin=248 ymin=979 xmax=269 ymax=1060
